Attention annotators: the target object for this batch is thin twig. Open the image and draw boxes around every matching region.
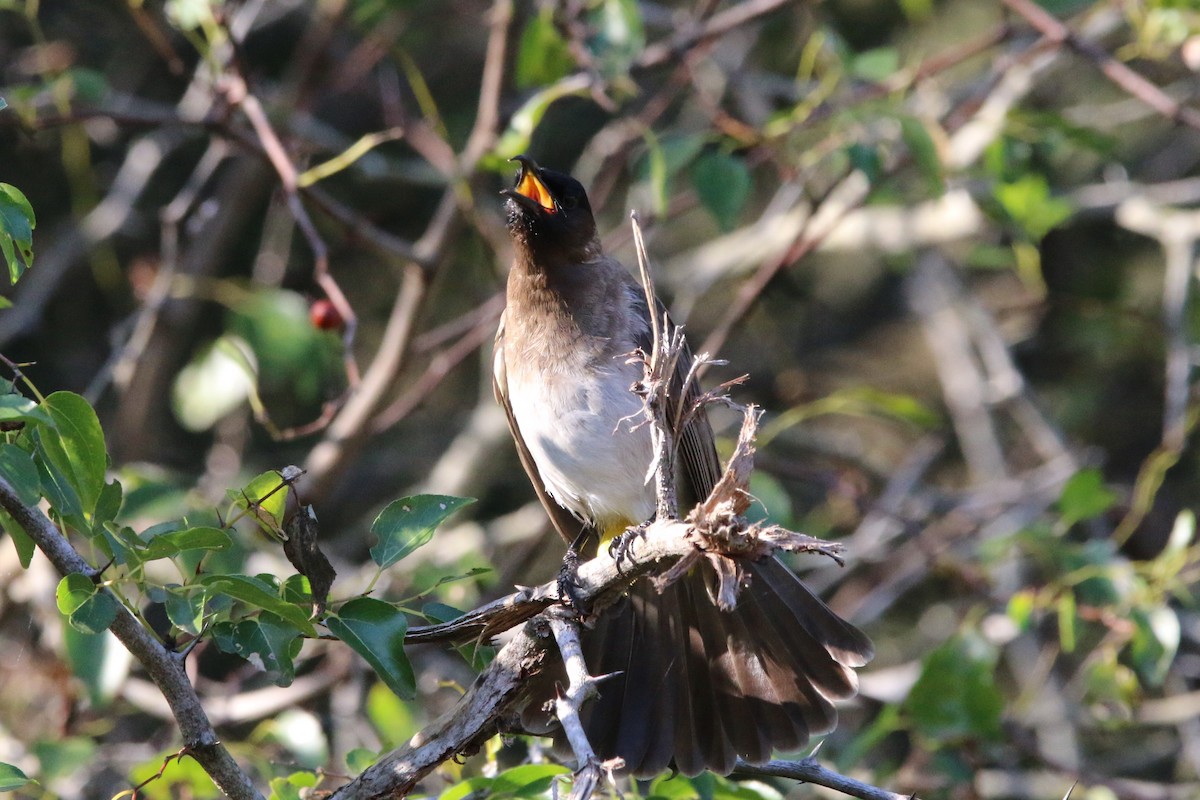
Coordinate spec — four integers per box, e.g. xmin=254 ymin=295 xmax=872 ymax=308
xmin=733 ymin=758 xmax=914 ymax=800
xmin=221 ymin=72 xmax=362 ymax=388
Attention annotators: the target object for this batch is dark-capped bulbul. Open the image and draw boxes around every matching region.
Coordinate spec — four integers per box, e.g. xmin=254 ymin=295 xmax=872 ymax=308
xmin=494 ymin=155 xmax=873 ymax=777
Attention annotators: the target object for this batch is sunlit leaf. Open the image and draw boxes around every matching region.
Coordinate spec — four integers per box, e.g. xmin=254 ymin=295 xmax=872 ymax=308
xmin=201 ymin=574 xmax=316 ymax=637
xmin=269 ymin=770 xmax=318 ymax=800
xmin=327 ymin=597 xmax=414 ymax=699
xmin=488 ymin=78 xmax=591 ymax=166
xmin=142 ymin=526 xmax=232 ymax=560
xmin=0 ymin=762 xmax=31 ymax=791
xmin=516 ymin=7 xmax=574 ymax=89
xmin=491 ymin=763 xmax=571 ymax=796
xmin=0 ymin=392 xmax=51 ymax=425
xmin=172 ymin=335 xmax=256 ymax=433
xmin=366 ymin=680 xmax=417 ymax=748
xmin=369 ymin=495 xmax=474 ymax=569
xmin=37 ymin=392 xmax=107 ymax=519
xmin=231 ymin=470 xmax=291 ymax=537
xmin=1130 ymin=605 xmax=1180 ymax=687
xmin=994 ymin=173 xmax=1073 ymax=241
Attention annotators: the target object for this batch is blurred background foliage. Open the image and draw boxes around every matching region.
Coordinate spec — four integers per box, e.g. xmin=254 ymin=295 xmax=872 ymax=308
xmin=2 ymin=0 xmax=1200 ymax=797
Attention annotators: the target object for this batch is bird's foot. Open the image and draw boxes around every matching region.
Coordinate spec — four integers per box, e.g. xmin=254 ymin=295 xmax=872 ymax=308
xmin=557 ymin=546 xmax=590 ymax=616
xmin=607 ymin=521 xmax=650 ymax=574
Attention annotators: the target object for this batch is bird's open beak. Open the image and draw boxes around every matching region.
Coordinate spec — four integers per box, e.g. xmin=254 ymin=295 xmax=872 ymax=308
xmin=506 ymin=155 xmax=557 ymax=214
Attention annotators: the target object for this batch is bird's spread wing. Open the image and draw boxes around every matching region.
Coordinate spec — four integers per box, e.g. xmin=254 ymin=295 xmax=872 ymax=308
xmin=493 ymin=312 xmax=590 ymax=547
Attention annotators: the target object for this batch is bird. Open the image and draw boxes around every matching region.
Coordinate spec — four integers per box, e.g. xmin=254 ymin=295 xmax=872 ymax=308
xmin=493 ymin=155 xmax=873 ymax=778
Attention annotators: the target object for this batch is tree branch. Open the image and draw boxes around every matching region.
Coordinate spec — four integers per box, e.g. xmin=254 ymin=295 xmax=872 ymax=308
xmin=0 ymin=477 xmax=263 ymax=800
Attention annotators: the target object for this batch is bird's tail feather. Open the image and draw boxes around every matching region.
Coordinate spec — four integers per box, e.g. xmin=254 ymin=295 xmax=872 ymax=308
xmin=524 ymin=555 xmax=873 ymax=777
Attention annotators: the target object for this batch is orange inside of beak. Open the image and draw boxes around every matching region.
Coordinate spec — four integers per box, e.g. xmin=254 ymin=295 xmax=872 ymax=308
xmin=515 ymin=171 xmax=557 ymax=213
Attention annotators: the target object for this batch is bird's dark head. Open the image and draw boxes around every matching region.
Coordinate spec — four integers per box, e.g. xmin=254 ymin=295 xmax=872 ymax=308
xmin=502 ymin=155 xmax=599 ymax=265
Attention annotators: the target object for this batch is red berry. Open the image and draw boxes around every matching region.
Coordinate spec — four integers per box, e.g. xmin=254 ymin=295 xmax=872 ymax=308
xmin=310 ymin=298 xmax=344 ymax=331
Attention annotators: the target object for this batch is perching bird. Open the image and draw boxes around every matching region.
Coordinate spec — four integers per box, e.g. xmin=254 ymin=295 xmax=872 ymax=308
xmin=494 ymin=155 xmax=873 ymax=777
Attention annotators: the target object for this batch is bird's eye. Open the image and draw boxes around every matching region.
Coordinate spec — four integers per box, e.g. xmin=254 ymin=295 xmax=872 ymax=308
xmin=561 ymin=195 xmax=578 ymax=210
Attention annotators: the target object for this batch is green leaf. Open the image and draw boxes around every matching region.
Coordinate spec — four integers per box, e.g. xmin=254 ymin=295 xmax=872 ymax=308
xmin=0 ymin=392 xmax=52 ymax=425
xmin=63 ymin=627 xmax=130 ymax=707
xmin=55 ymin=573 xmax=119 ymax=635
xmin=586 ymin=0 xmax=645 ymax=81
xmin=32 ymin=738 xmax=94 ymax=781
xmin=0 ymin=762 xmax=31 ymax=791
xmin=846 ymin=142 xmax=882 ymax=184
xmin=994 ymin=173 xmax=1073 ymax=241
xmin=899 ymin=116 xmax=944 ymax=196
xmin=0 ymin=443 xmax=41 ymax=505
xmin=690 ymin=152 xmax=751 ymax=232
xmin=369 ymin=495 xmax=474 ymax=569
xmin=1057 ymin=468 xmax=1116 ymax=528
xmin=142 ymin=526 xmax=232 ymax=561
xmin=516 ymin=7 xmax=574 ymax=89
xmin=327 ymin=597 xmax=415 ymax=699
xmin=93 ymin=479 xmax=122 ymax=529
xmin=1057 ymin=590 xmax=1077 ymax=653
xmin=1130 ymin=605 xmax=1180 ymax=687
xmin=200 ymin=574 xmax=317 ymax=637
xmin=231 ymin=469 xmax=290 ymax=536
xmin=32 ymin=445 xmax=84 ymax=521
xmin=0 ymin=507 xmax=35 ymax=567
xmin=172 ymin=335 xmax=257 ymax=433
xmin=0 ymin=182 xmax=35 ymax=283
xmin=636 ymin=132 xmax=705 ymax=216
xmin=905 ymin=632 xmax=1003 ymax=741
xmin=366 ymin=680 xmax=417 ymax=747
xmin=269 ymin=771 xmax=318 ymax=800
xmin=487 ymin=80 xmax=592 ymax=166
xmin=38 ymin=392 xmax=107 ymax=518
xmin=1006 ymin=589 xmax=1036 ymax=631
xmin=346 ymin=747 xmax=378 ymax=773
xmin=130 ymin=748 xmax=219 ymax=799
xmin=492 ymin=764 xmax=571 ymax=796
xmin=212 ymin=612 xmax=304 ymax=686
xmin=165 ymin=585 xmax=209 ymax=634
xmin=849 ymin=47 xmax=899 ymax=82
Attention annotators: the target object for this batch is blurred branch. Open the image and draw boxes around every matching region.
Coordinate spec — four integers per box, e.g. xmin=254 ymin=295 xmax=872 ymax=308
xmin=733 ymin=758 xmax=913 ymax=800
xmin=221 ymin=71 xmax=363 ymax=389
xmin=299 ymin=0 xmax=513 ymax=504
xmin=1001 ymin=0 xmax=1200 ymax=132
xmin=0 ymin=476 xmax=263 ymax=800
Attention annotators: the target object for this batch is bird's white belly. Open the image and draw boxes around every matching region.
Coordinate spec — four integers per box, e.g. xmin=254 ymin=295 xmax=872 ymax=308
xmin=510 ymin=362 xmax=654 ymax=528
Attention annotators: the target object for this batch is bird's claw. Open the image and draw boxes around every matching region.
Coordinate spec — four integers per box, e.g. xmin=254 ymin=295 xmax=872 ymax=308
xmin=607 ymin=522 xmax=650 ymax=575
